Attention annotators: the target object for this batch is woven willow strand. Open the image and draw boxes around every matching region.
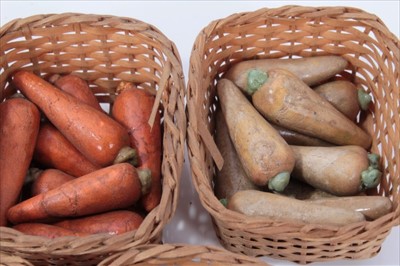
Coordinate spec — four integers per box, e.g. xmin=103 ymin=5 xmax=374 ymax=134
xmin=98 ymin=244 xmax=268 ymax=266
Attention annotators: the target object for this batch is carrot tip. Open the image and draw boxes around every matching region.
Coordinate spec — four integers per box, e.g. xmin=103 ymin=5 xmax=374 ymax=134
xmin=48 ymin=74 xmax=61 ymax=84
xmin=137 ymin=168 xmax=152 ymax=195
xmin=358 ymin=88 xmax=372 ymax=111
xmin=268 ymin=172 xmax=290 ymax=192
xmin=247 ymin=69 xmax=268 ymax=95
xmin=113 ymin=146 xmax=138 ymax=166
xmin=116 ymin=81 xmax=134 ymax=94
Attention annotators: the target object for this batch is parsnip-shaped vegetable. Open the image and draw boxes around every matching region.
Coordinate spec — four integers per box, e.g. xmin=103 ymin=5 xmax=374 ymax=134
xmin=306 ymin=196 xmax=392 ymax=220
xmin=217 ymin=79 xmax=295 ymax=191
xmin=227 ymin=190 xmax=365 ymax=226
xmin=314 ymin=80 xmax=361 ymax=121
xmin=244 ymin=69 xmax=372 ymax=148
xmin=291 ymin=145 xmax=381 ymax=196
xmin=214 ymin=107 xmax=259 ymax=199
xmin=271 ymin=124 xmax=332 ymax=146
xmin=225 ymin=56 xmax=348 ymax=89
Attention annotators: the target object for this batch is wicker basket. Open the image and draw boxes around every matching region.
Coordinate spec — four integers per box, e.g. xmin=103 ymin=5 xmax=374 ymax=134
xmin=0 ymin=252 xmax=34 ymax=266
xmin=0 ymin=13 xmax=186 ymax=265
xmin=187 ymin=5 xmax=399 ymax=264
xmin=98 ymin=244 xmax=268 ymax=265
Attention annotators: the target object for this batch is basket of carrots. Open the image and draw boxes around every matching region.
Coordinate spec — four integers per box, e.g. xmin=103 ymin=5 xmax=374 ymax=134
xmin=187 ymin=5 xmax=399 ymax=264
xmin=0 ymin=13 xmax=186 ymax=265
xmin=98 ymin=244 xmax=268 ymax=265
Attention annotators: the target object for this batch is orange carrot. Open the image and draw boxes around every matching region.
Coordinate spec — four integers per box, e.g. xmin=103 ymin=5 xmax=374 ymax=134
xmin=55 ymin=210 xmax=143 ymax=235
xmin=0 ymin=97 xmax=40 ymax=226
xmin=13 ymin=71 xmax=134 ymax=167
xmin=112 ymin=82 xmax=162 ymax=212
xmin=49 ymin=74 xmax=103 ymax=111
xmin=31 ymin=169 xmax=75 ymax=197
xmin=7 ymin=163 xmax=151 ymax=224
xmin=34 ymin=123 xmax=100 ymax=177
xmin=13 ymin=223 xmax=87 ymax=238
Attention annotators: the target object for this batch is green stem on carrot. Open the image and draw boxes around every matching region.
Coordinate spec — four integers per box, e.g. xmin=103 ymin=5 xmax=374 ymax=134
xmin=358 ymin=88 xmax=372 ymax=111
xmin=137 ymin=168 xmax=152 ymax=195
xmin=368 ymin=153 xmax=381 ymax=170
xmin=24 ymin=168 xmax=42 ymax=184
xmin=10 ymin=93 xmax=25 ymax=99
xmin=268 ymin=171 xmax=290 ymax=192
xmin=361 ymin=166 xmax=382 ymax=189
xmin=113 ymin=146 xmax=138 ymax=166
xmin=220 ymin=198 xmax=228 ymax=207
xmin=247 ymin=69 xmax=268 ymax=95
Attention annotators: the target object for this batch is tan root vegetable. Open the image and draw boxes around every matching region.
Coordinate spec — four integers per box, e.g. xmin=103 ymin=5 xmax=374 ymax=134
xmin=214 ymin=107 xmax=259 ymax=199
xmin=0 ymin=97 xmax=40 ymax=226
xmin=227 ymin=190 xmax=365 ymax=226
xmin=291 ymin=145 xmax=381 ymax=196
xmin=271 ymin=124 xmax=332 ymax=146
xmin=277 ymin=179 xmax=337 ymax=200
xmin=13 ymin=71 xmax=134 ymax=167
xmin=224 ymin=55 xmax=348 ymax=90
xmin=217 ymin=79 xmax=295 ymax=191
xmin=244 ymin=69 xmax=372 ymax=148
xmin=31 ymin=169 xmax=75 ymax=196
xmin=314 ymin=80 xmax=361 ymax=121
xmin=306 ymin=196 xmax=393 ymax=220
xmin=55 ymin=210 xmax=144 ymax=235
xmin=7 ymin=163 xmax=151 ymax=224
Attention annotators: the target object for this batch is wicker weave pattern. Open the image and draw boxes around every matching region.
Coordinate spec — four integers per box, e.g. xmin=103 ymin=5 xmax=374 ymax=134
xmin=187 ymin=5 xmax=399 ymax=264
xmin=98 ymin=244 xmax=268 ymax=265
xmin=0 ymin=13 xmax=186 ymax=265
xmin=0 ymin=252 xmax=34 ymax=266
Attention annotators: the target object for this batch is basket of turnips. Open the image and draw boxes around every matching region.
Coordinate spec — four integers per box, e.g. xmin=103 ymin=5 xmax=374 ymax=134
xmin=0 ymin=13 xmax=186 ymax=265
xmin=187 ymin=5 xmax=399 ymax=264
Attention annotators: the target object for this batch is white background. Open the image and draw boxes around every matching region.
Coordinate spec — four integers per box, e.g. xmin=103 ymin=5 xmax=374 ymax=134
xmin=1 ymin=1 xmax=399 ymax=265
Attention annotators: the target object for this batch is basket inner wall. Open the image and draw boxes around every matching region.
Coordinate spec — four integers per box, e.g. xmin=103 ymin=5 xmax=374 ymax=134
xmin=187 ymin=11 xmax=399 ymax=263
xmin=195 ymin=14 xmax=399 ymax=207
xmin=0 ymin=14 xmax=186 ymax=263
xmin=1 ymin=23 xmax=169 ymax=108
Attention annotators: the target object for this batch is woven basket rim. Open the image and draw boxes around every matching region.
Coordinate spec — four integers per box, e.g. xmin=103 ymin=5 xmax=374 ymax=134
xmin=97 ymin=243 xmax=269 ymax=265
xmin=1 ymin=12 xmax=164 ymax=36
xmin=186 ymin=4 xmax=399 ymax=263
xmin=0 ymin=12 xmax=187 ymax=263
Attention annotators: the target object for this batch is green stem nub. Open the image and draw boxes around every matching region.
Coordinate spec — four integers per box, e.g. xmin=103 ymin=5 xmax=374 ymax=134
xmin=137 ymin=168 xmax=152 ymax=195
xmin=247 ymin=69 xmax=268 ymax=95
xmin=24 ymin=168 xmax=42 ymax=184
xmin=268 ymin=172 xmax=290 ymax=192
xmin=358 ymin=88 xmax=372 ymax=111
xmin=368 ymin=153 xmax=381 ymax=170
xmin=220 ymin=198 xmax=228 ymax=208
xmin=361 ymin=166 xmax=382 ymax=189
xmin=10 ymin=93 xmax=25 ymax=99
xmin=114 ymin=146 xmax=138 ymax=166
